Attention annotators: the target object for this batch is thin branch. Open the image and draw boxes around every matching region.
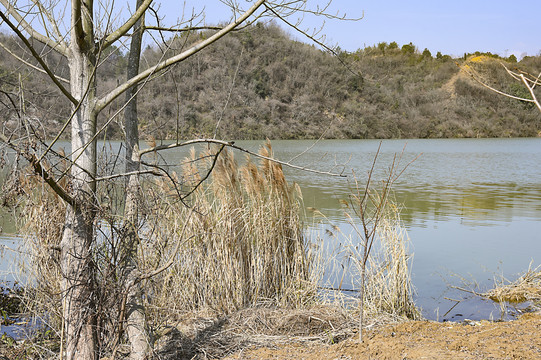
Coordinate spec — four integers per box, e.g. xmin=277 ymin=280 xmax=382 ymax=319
xmin=264 ymin=3 xmax=363 ymax=77
xmin=287 ymin=121 xmax=334 ymax=163
xmin=138 ymin=209 xmax=195 ymax=280
xmin=0 ymin=0 xmax=68 ymax=56
xmin=0 ymin=39 xmax=69 ymax=83
xmin=521 ymin=74 xmax=541 ymax=113
xmin=27 ymin=151 xmax=75 ymax=206
xmin=101 ymin=0 xmax=153 ymax=49
xmin=275 ymin=1 xmax=362 ymax=21
xmin=95 ymin=169 xmax=163 ymax=182
xmin=143 ymin=20 xmax=256 ymax=34
xmin=0 ymin=10 xmax=76 ymax=104
xmin=30 ymin=0 xmax=67 ymax=49
xmin=462 ymin=63 xmax=538 ymax=104
xmin=0 ymin=88 xmax=21 ymax=119
xmin=139 ymin=138 xmax=347 ymax=177
xmin=0 ymin=132 xmax=75 ymax=206
xmin=95 ymin=0 xmax=267 ymax=113
xmin=144 ymin=25 xmax=222 ymax=32
xmin=519 ymin=71 xmax=541 ymax=89
xmin=181 ymin=144 xmax=226 ymax=200
xmin=214 ymin=47 xmax=243 ymax=139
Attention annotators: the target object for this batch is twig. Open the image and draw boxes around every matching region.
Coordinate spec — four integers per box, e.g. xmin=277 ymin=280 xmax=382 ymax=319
xmin=0 ymin=10 xmax=76 ymax=104
xmin=318 ymin=285 xmax=359 ymax=292
xmin=0 ymin=40 xmax=69 ymax=83
xmin=450 ymin=285 xmax=483 ymax=296
xmin=94 ymin=169 xmax=163 ymax=182
xmin=443 ymin=298 xmax=462 ymax=317
xmin=139 ymin=139 xmax=347 ymax=177
xmin=138 ymin=209 xmax=195 ymax=280
xmin=181 ymin=144 xmax=226 ymax=200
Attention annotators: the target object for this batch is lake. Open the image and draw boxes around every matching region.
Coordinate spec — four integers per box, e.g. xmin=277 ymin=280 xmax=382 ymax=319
xmin=1 ymin=138 xmax=540 ymax=321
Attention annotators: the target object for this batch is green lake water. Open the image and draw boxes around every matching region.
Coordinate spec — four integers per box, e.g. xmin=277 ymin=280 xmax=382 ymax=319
xmin=2 ymin=138 xmax=540 ymax=321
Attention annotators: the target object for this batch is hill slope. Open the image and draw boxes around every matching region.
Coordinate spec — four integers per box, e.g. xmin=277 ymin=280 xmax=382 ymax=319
xmin=1 ymin=24 xmax=539 ymax=139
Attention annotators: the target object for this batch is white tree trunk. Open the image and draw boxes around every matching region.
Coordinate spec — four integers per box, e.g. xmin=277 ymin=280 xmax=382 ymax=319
xmin=60 ymin=27 xmax=98 ymax=360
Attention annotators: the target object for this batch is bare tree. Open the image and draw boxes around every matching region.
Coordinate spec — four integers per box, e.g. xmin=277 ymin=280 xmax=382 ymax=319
xmin=0 ymin=1 xmax=354 ymax=359
xmin=344 ymin=144 xmax=417 ymax=342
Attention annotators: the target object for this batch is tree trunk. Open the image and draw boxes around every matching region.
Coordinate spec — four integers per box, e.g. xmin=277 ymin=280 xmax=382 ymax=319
xmin=60 ymin=205 xmax=97 ymax=360
xmin=60 ymin=4 xmax=99 ymax=358
xmin=123 ymin=1 xmax=150 ymax=357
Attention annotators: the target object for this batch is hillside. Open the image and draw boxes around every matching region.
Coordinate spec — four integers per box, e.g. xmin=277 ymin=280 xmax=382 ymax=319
xmin=1 ymin=24 xmax=540 ymax=140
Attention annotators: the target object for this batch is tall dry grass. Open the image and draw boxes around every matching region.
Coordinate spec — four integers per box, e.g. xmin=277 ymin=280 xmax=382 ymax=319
xmin=321 ymin=194 xmax=419 ymax=323
xmin=360 ymin=208 xmax=419 ymax=320
xmin=12 ymin=140 xmax=419 ymax=356
xmin=144 ymin=142 xmax=315 ymax=323
xmin=17 ymin=163 xmax=67 ymax=336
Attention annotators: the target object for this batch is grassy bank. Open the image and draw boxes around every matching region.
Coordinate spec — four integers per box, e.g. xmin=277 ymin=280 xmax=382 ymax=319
xmin=4 ymin=142 xmax=419 ymax=358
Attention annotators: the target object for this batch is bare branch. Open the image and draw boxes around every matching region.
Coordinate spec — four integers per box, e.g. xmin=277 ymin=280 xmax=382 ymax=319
xmin=143 ymin=20 xmax=256 ymax=33
xmin=0 ymin=132 xmax=75 ymax=206
xmin=95 ymin=170 xmax=163 ymax=182
xmin=139 ymin=138 xmax=347 ymax=177
xmin=181 ymin=144 xmax=226 ymax=200
xmin=503 ymin=65 xmax=541 ymax=111
xmin=0 ymin=10 xmax=77 ymax=104
xmin=95 ymin=0 xmax=267 ymax=113
xmin=143 ymin=25 xmax=222 ymax=32
xmin=461 ymin=62 xmax=539 ymax=104
xmin=274 ymin=0 xmax=362 ymax=21
xmin=0 ymin=0 xmax=68 ymax=56
xmin=264 ymin=3 xmax=362 ymax=77
xmin=101 ymin=0 xmax=153 ymax=49
xmin=138 ymin=209 xmax=195 ymax=280
xmin=30 ymin=0 xmax=68 ymax=49
xmin=521 ymin=74 xmax=541 ymax=113
xmin=0 ymin=39 xmax=69 ymax=83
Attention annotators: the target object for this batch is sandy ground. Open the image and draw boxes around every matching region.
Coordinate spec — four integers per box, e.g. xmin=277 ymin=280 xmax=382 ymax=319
xmin=224 ymin=313 xmax=541 ymax=360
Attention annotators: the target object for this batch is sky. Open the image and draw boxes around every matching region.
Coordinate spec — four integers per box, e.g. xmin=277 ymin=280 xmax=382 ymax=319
xmin=0 ymin=1 xmax=538 ymax=59
xmin=157 ymin=0 xmax=541 ymax=59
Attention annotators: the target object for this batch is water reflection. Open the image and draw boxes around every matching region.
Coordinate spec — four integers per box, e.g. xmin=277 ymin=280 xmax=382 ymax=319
xmin=299 ymin=182 xmax=541 ymax=228
xmin=397 ymin=183 xmax=541 ymax=227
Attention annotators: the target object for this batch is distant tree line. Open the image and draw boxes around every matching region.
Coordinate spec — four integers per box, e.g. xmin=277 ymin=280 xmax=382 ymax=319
xmin=1 ymin=23 xmax=539 ymax=140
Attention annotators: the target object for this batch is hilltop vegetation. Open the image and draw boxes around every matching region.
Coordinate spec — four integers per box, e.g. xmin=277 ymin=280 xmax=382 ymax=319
xmin=1 ymin=23 xmax=540 ymax=140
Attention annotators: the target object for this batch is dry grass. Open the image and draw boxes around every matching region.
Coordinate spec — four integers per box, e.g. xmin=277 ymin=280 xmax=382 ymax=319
xmin=11 ymin=141 xmax=419 ymax=358
xmin=17 ymin=167 xmax=66 ymax=337
xmin=144 ymin=142 xmax=315 ymax=324
xmin=152 ymin=305 xmax=357 ymax=359
xmin=363 ymin=213 xmax=419 ymax=319
xmin=483 ymin=265 xmax=541 ymax=305
xmin=337 ymin=202 xmax=420 ymax=321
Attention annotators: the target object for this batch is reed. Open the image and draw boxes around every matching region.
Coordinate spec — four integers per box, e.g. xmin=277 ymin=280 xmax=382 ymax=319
xmin=324 ymin=198 xmax=420 ymax=322
xmin=13 ymin=140 xmax=419 ymax=357
xmin=360 ymin=207 xmax=419 ymax=319
xmin=17 ymin=166 xmax=66 ymax=336
xmin=145 ymin=142 xmax=315 ymax=324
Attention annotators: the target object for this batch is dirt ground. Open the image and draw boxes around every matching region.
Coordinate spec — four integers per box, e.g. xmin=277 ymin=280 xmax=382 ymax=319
xmin=2 ymin=308 xmax=540 ymax=359
xmin=224 ymin=313 xmax=541 ymax=360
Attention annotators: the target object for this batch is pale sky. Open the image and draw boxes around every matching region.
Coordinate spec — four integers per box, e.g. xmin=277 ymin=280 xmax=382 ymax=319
xmin=158 ymin=0 xmax=540 ymax=59
xmin=1 ymin=1 xmax=539 ymax=59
